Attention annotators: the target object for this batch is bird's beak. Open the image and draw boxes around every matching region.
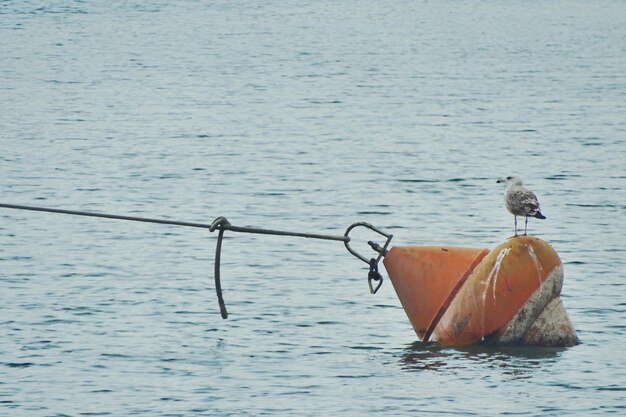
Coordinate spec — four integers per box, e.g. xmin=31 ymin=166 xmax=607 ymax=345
xmin=497 ymin=178 xmax=504 ymax=183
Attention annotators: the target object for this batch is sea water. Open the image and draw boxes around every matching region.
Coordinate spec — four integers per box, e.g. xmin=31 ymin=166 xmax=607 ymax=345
xmin=1 ymin=1 xmax=625 ymax=415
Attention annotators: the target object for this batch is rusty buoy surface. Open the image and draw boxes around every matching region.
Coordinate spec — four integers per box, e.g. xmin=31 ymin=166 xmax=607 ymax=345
xmin=383 ymin=236 xmax=578 ymax=347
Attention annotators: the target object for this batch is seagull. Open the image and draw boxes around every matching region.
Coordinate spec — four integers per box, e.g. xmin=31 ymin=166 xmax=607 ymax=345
xmin=497 ymin=176 xmax=546 ymax=236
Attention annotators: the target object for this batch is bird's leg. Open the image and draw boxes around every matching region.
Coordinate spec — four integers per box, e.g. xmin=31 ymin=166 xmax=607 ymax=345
xmin=514 ymin=216 xmax=518 ymax=236
xmin=524 ymin=216 xmax=528 ymax=236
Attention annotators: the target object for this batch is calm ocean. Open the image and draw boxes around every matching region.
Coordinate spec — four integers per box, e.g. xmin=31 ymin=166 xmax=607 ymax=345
xmin=1 ymin=1 xmax=625 ymax=415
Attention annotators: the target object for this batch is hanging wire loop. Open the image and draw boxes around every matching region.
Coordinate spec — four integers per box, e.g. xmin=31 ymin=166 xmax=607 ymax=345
xmin=214 ymin=227 xmax=229 ymax=319
xmin=210 ymin=217 xmax=232 ymax=319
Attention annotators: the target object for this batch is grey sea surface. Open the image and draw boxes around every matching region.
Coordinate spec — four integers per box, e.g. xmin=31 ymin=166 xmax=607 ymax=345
xmin=1 ymin=1 xmax=625 ymax=416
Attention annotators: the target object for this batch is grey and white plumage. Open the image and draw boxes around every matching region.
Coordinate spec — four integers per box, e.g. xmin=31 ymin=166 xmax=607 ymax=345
xmin=497 ymin=176 xmax=546 ymax=236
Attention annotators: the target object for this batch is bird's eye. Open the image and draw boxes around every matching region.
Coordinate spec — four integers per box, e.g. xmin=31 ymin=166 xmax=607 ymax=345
xmin=507 ymin=176 xmax=513 ymax=180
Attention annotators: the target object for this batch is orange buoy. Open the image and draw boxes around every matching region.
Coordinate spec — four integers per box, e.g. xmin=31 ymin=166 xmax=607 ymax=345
xmin=383 ymin=246 xmax=490 ymax=340
xmin=383 ymin=236 xmax=578 ymax=347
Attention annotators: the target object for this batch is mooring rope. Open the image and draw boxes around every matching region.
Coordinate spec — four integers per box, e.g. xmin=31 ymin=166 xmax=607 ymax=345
xmin=0 ymin=203 xmax=348 ymax=241
xmin=0 ymin=202 xmax=392 ymax=319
